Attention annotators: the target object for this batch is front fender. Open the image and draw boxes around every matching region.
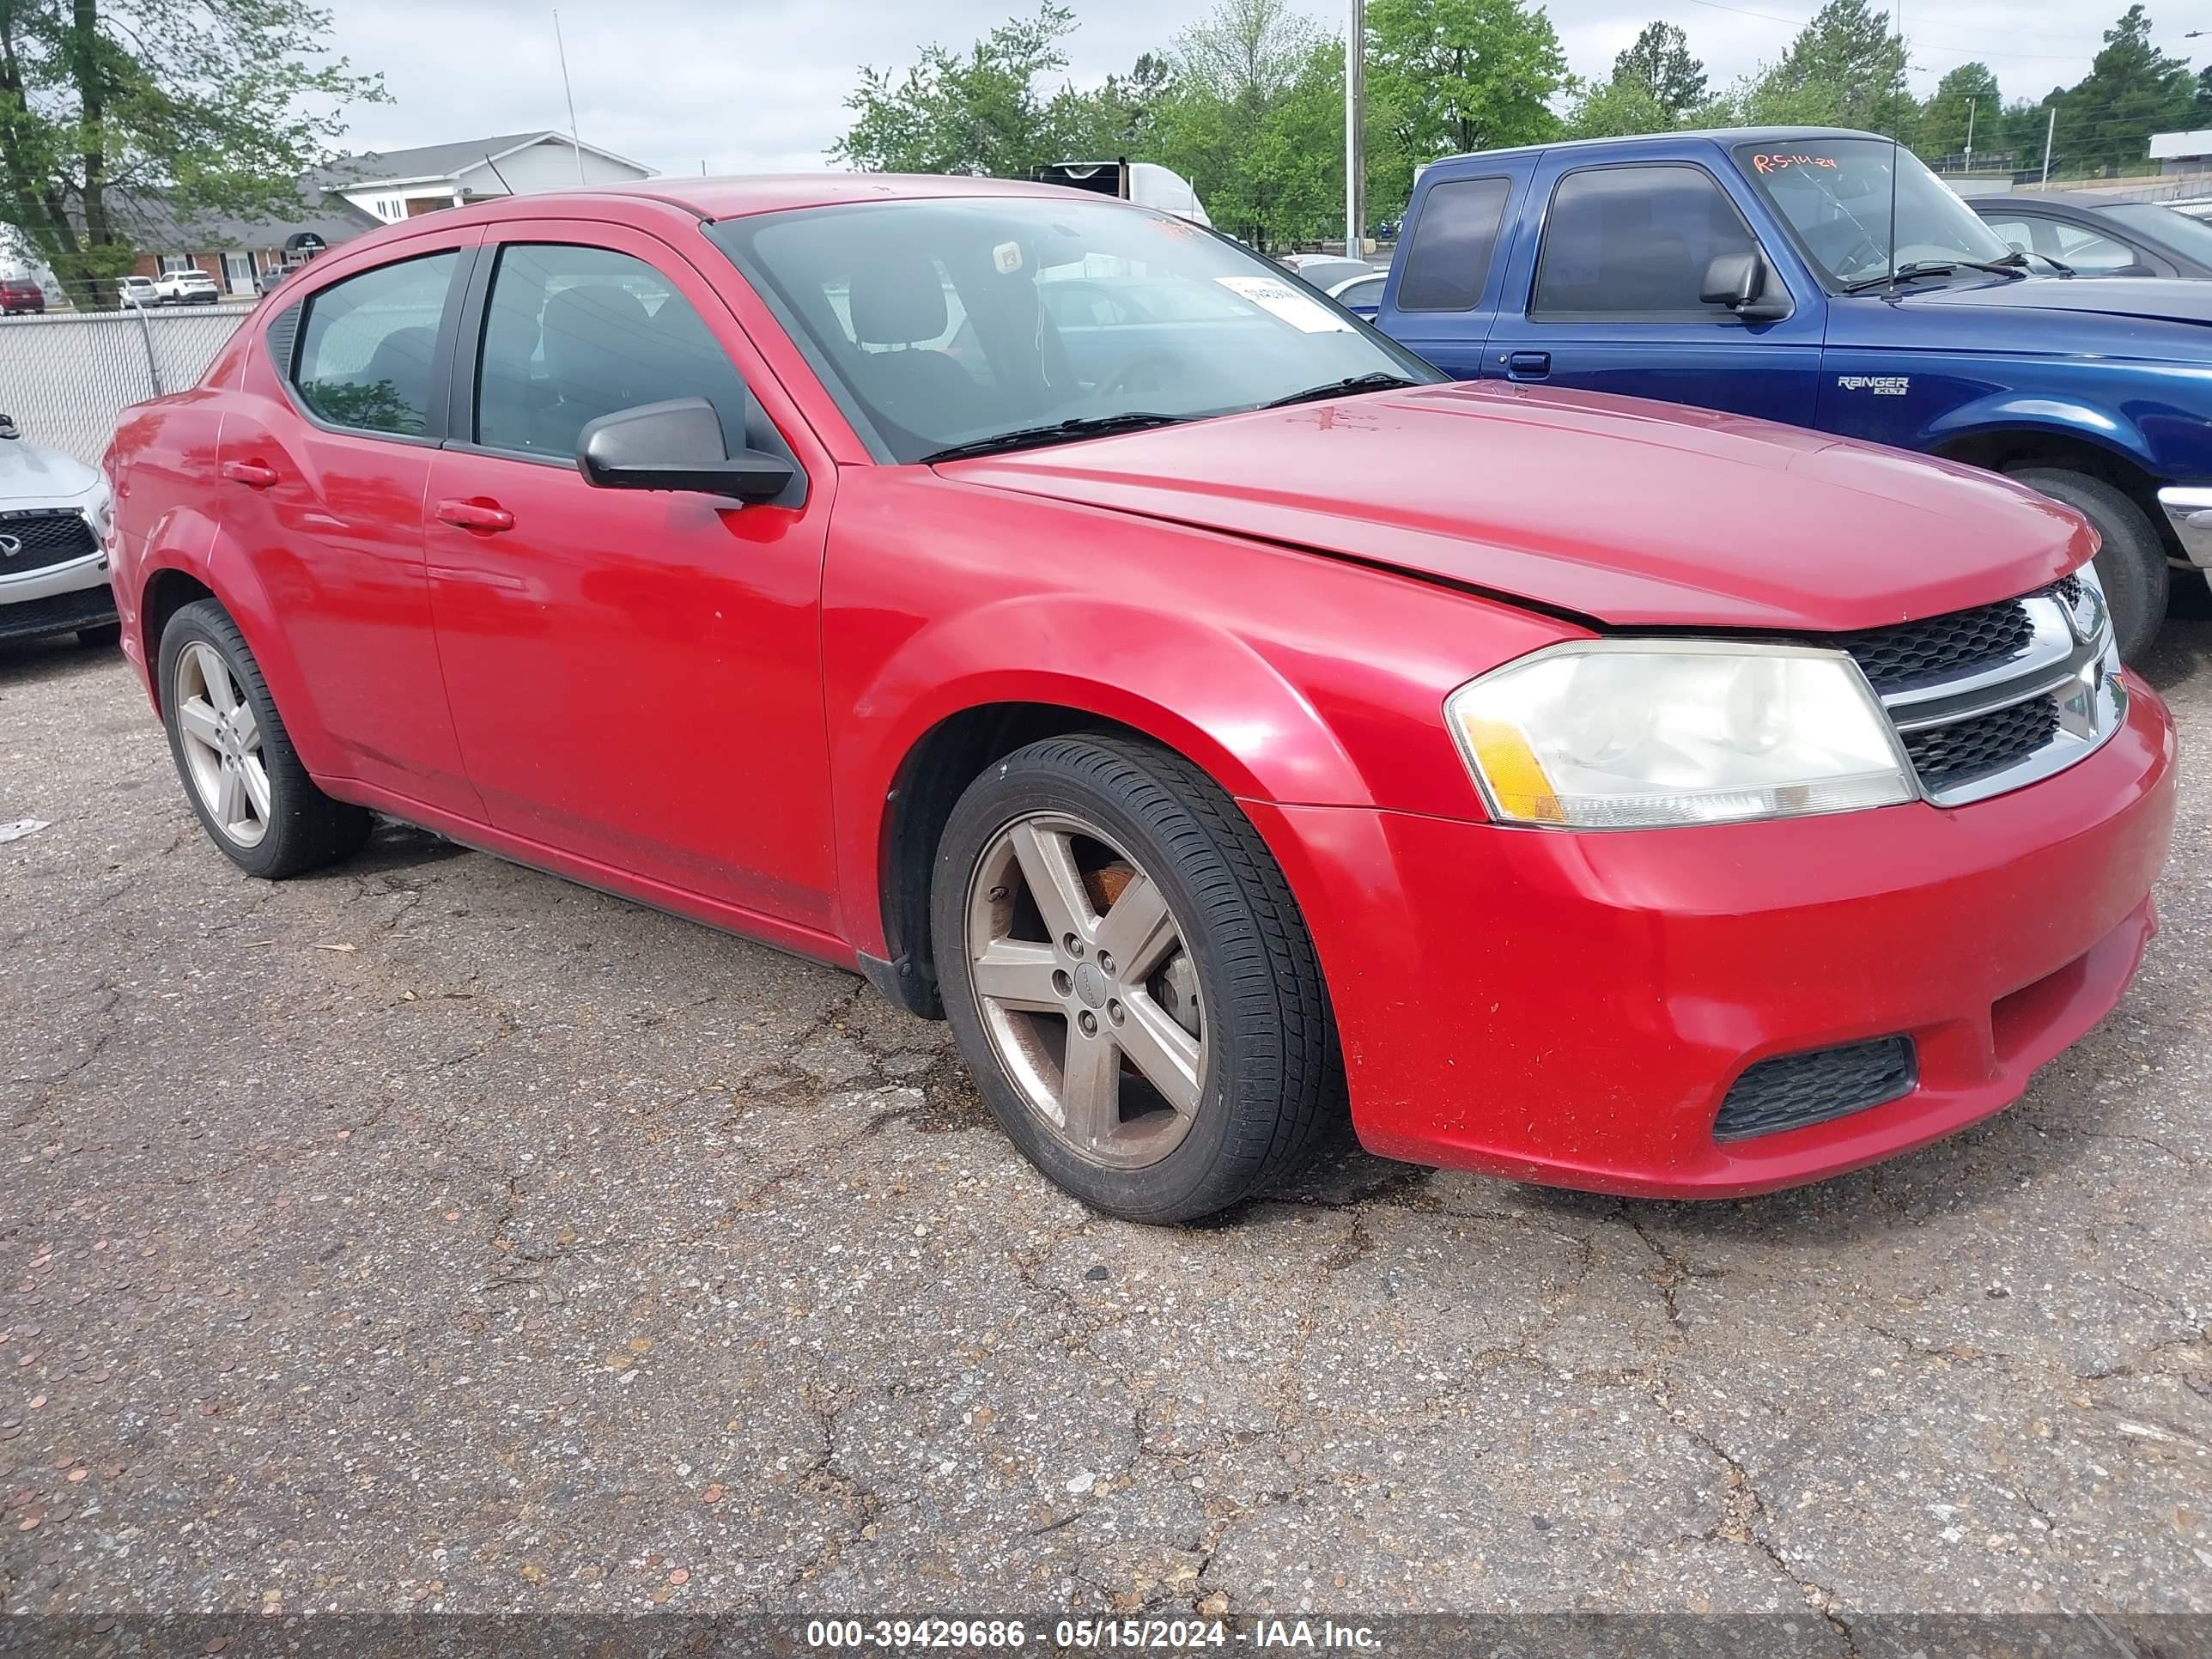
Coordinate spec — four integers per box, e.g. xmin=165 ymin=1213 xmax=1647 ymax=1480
xmin=1923 ymin=390 xmax=2156 ymax=471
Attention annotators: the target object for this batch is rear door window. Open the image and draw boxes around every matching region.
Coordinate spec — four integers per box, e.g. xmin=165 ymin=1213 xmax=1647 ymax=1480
xmin=1396 ymin=177 xmax=1512 ymax=312
xmin=292 ymin=252 xmax=459 ymax=436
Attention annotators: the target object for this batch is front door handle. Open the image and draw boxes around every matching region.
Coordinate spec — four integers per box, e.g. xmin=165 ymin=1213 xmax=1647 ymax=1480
xmin=1504 ymin=350 xmax=1551 ymax=380
xmin=434 ymin=497 xmax=514 ymax=532
xmin=221 ymin=459 xmax=278 ymax=489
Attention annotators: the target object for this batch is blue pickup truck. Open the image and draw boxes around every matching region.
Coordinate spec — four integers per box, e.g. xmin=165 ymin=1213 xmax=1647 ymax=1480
xmin=1373 ymin=126 xmax=2212 ymax=659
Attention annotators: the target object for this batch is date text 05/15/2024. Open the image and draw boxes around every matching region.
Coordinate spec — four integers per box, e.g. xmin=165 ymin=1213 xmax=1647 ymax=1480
xmin=802 ymin=1619 xmax=1385 ymax=1650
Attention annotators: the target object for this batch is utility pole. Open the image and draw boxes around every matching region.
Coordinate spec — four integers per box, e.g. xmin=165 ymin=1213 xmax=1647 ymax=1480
xmin=1345 ymin=0 xmax=1365 ymax=257
xmin=554 ymin=9 xmax=586 ymax=185
xmin=1965 ymin=98 xmax=1975 ymax=172
xmin=2042 ymin=106 xmax=2056 ymax=185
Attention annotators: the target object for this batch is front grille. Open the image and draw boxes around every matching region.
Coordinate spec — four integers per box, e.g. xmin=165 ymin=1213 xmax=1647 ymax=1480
xmin=0 ymin=510 xmax=97 ymax=576
xmin=0 ymin=581 xmax=115 ymax=641
xmin=1835 ymin=595 xmax=2034 ymax=695
xmin=1901 ymin=696 xmax=2061 ymax=794
xmin=1714 ymin=1036 xmax=1917 ymax=1140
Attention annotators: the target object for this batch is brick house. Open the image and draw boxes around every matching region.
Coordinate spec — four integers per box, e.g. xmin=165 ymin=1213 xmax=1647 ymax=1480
xmin=125 ymin=132 xmax=654 ymax=296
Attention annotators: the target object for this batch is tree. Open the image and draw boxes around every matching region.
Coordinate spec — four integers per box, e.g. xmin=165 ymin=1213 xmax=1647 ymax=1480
xmin=0 ymin=0 xmax=383 ymax=305
xmin=1915 ymin=62 xmax=2002 ymax=166
xmin=2193 ymin=63 xmax=2212 ymax=125
xmin=1755 ymin=0 xmax=1916 ymax=138
xmin=1563 ymin=74 xmax=1674 ymax=140
xmin=833 ymin=3 xmax=1081 ymax=177
xmin=1364 ymin=0 xmax=1566 ymax=210
xmin=2057 ymin=4 xmax=2194 ymax=174
xmin=1613 ymin=22 xmax=1706 ymax=118
xmin=1148 ymin=0 xmax=1344 ymax=249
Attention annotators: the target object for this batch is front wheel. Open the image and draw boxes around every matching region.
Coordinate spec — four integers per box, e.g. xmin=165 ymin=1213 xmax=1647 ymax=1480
xmin=932 ymin=735 xmax=1341 ymax=1224
xmin=158 ymin=599 xmax=369 ymax=878
xmin=2007 ymin=467 xmax=2167 ymax=662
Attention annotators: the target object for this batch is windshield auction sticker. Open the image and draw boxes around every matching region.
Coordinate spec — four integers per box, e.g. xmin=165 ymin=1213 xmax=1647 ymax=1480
xmin=1214 ymin=275 xmax=1354 ymax=332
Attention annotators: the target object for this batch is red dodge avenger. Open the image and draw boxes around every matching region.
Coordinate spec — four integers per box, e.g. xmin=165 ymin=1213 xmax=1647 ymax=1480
xmin=101 ymin=175 xmax=2175 ymax=1222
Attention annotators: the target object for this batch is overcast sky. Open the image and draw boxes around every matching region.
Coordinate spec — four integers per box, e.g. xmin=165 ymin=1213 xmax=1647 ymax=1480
xmin=322 ymin=0 xmax=2203 ymax=179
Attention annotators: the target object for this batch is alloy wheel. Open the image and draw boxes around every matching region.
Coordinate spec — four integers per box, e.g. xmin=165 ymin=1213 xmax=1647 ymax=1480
xmin=963 ymin=811 xmax=1207 ymax=1170
xmin=173 ymin=641 xmax=270 ymax=848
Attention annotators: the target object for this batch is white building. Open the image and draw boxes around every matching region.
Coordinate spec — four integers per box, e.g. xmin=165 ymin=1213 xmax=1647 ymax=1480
xmin=322 ymin=132 xmax=655 ymax=223
xmin=2148 ymin=130 xmax=2212 ymax=176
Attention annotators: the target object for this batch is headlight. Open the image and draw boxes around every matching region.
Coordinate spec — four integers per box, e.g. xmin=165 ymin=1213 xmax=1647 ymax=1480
xmin=1444 ymin=641 xmax=1916 ymax=829
xmin=83 ymin=477 xmax=116 ymax=548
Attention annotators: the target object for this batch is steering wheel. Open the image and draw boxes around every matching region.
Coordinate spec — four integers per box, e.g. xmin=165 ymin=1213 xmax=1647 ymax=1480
xmin=1092 ymin=350 xmax=1179 ymax=400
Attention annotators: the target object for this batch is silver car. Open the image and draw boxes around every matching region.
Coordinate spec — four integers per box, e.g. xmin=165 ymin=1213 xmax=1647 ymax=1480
xmin=0 ymin=416 xmax=117 ymax=648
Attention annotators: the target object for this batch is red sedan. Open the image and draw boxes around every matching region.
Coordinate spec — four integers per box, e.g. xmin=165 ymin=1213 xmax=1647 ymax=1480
xmin=101 ymin=174 xmax=2175 ymax=1222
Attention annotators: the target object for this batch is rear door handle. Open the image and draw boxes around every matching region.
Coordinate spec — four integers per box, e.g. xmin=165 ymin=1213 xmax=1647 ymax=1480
xmin=221 ymin=459 xmax=278 ymax=489
xmin=434 ymin=497 xmax=514 ymax=532
xmin=1504 ymin=350 xmax=1551 ymax=380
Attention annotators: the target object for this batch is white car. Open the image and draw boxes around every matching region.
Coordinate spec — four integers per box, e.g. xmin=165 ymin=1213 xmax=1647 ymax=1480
xmin=0 ymin=415 xmax=117 ymax=648
xmin=150 ymin=268 xmax=221 ymax=305
xmin=118 ymin=275 xmax=157 ymax=308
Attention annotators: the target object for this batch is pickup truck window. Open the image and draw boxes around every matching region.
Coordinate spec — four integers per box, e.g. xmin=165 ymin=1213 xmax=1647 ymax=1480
xmin=1735 ymin=139 xmax=2014 ymax=289
xmin=709 ymin=197 xmax=1437 ymax=465
xmin=1530 ymin=165 xmax=1759 ymax=322
xmin=1397 ymin=177 xmax=1511 ymax=312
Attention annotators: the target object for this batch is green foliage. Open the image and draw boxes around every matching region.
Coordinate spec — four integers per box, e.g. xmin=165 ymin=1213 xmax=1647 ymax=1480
xmin=1364 ymin=0 xmax=1566 ymax=216
xmin=1562 ymin=74 xmax=1674 ymax=140
xmin=0 ymin=0 xmax=385 ymax=304
xmin=1914 ymin=62 xmax=2001 ymax=164
xmin=832 ymin=3 xmax=1081 ymax=176
xmin=2057 ymin=3 xmax=2194 ymax=173
xmin=1612 ymin=22 xmax=1705 ymax=118
xmin=1742 ymin=0 xmax=1915 ymax=140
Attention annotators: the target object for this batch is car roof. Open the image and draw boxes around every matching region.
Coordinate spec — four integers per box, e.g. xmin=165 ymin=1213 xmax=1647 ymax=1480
xmin=1422 ymin=125 xmax=1886 ymax=169
xmin=459 ymin=171 xmax=1102 ymax=225
xmin=1975 ymin=191 xmax=2133 ymax=210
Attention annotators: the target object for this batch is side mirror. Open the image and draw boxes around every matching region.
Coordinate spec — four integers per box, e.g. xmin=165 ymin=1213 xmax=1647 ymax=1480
xmin=576 ymin=396 xmax=793 ymax=504
xmin=1700 ymin=251 xmax=1791 ymax=322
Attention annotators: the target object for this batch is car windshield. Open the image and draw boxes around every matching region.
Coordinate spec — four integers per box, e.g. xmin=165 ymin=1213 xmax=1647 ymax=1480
xmin=708 ymin=197 xmax=1437 ymax=464
xmin=1735 ymin=138 xmax=2017 ymax=289
xmin=2105 ymin=202 xmax=2212 ymax=264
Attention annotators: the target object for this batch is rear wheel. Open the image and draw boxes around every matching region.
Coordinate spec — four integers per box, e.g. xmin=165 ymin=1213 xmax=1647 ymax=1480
xmin=932 ymin=735 xmax=1340 ymax=1224
xmin=2007 ymin=467 xmax=2167 ymax=662
xmin=158 ymin=599 xmax=369 ymax=878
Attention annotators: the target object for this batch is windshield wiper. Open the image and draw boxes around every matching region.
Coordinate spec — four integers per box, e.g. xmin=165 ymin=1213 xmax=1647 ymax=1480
xmin=1261 ymin=371 xmax=1425 ymax=410
xmin=921 ymin=412 xmax=1186 ymax=465
xmin=1844 ymin=256 xmax=2033 ymax=294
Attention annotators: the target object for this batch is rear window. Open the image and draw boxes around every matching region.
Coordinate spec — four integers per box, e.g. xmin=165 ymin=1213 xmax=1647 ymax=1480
xmin=293 ymin=252 xmax=457 ymax=436
xmin=1396 ymin=177 xmax=1512 ymax=312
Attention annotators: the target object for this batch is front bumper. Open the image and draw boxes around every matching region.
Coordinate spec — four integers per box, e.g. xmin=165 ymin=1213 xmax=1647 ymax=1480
xmin=1248 ymin=675 xmax=2177 ymax=1199
xmin=2156 ymin=485 xmax=2212 ymax=576
xmin=0 ymin=551 xmax=115 ymax=643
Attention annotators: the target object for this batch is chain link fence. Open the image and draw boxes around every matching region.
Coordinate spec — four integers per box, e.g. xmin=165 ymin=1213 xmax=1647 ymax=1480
xmin=0 ymin=304 xmax=256 ymax=466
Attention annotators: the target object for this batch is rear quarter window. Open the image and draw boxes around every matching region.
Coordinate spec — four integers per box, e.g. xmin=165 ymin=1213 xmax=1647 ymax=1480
xmin=1396 ymin=177 xmax=1513 ymax=312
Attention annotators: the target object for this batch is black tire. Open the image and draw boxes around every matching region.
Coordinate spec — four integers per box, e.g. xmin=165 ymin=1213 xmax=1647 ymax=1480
xmin=2007 ymin=467 xmax=2167 ymax=663
xmin=932 ymin=734 xmax=1342 ymax=1224
xmin=76 ymin=622 xmax=122 ymax=650
xmin=158 ymin=599 xmax=369 ymax=878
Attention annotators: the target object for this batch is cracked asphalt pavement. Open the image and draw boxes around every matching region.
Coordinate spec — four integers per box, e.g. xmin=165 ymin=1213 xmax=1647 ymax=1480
xmin=1 ymin=617 xmax=2208 ymax=1626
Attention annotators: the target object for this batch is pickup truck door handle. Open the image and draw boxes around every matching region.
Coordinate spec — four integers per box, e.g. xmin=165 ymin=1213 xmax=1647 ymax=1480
xmin=221 ymin=459 xmax=278 ymax=489
xmin=1504 ymin=351 xmax=1551 ymax=380
xmin=434 ymin=497 xmax=515 ymax=532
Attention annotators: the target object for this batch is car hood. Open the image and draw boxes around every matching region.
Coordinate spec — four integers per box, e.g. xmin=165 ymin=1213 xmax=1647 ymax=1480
xmin=0 ymin=438 xmax=99 ymax=505
xmin=936 ymin=382 xmax=2091 ymax=632
xmin=1900 ymin=273 xmax=2212 ymax=325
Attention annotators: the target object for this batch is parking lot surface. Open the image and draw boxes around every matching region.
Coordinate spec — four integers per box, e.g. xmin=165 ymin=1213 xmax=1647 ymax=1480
xmin=2 ymin=619 xmax=2208 ymax=1625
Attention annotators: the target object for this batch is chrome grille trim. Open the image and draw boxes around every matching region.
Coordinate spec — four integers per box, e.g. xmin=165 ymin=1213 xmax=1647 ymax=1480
xmin=1862 ymin=572 xmax=2124 ymax=808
